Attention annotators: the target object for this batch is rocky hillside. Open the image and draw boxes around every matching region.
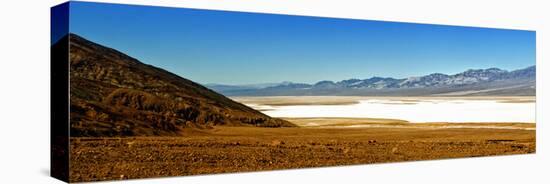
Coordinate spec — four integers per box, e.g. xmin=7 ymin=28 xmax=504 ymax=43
xmin=61 ymin=34 xmax=294 ymax=137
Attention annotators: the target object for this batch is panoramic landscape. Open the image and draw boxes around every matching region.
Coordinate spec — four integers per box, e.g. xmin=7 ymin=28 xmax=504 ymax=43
xmin=56 ymin=2 xmax=535 ymax=182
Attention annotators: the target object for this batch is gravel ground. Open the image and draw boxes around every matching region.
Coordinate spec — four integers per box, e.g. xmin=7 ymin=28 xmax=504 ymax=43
xmin=69 ymin=126 xmax=535 ymax=182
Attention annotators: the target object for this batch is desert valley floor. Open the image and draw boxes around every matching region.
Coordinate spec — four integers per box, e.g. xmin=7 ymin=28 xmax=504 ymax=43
xmin=69 ymin=96 xmax=535 ymax=182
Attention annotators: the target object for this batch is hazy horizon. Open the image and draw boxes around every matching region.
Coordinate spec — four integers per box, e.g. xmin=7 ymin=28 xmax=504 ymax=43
xmin=203 ymin=65 xmax=534 ymax=86
xmin=67 ymin=1 xmax=535 ymax=85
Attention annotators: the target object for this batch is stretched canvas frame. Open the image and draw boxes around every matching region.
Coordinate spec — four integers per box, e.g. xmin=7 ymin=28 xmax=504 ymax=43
xmin=51 ymin=1 xmax=536 ymax=183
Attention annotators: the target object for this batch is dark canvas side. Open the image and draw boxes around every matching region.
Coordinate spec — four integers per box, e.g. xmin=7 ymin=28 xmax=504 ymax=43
xmin=51 ymin=2 xmax=70 ymax=183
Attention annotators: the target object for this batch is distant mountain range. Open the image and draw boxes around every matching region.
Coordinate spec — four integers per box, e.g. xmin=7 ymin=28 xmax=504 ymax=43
xmin=206 ymin=66 xmax=535 ymax=96
xmin=61 ymin=34 xmax=294 ymax=137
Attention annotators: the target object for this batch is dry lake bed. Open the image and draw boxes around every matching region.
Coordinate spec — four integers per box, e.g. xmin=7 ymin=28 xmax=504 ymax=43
xmin=233 ymin=96 xmax=536 ymax=124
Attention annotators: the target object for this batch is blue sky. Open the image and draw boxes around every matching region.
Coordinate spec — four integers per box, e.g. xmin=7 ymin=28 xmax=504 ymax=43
xmin=65 ymin=1 xmax=535 ymax=85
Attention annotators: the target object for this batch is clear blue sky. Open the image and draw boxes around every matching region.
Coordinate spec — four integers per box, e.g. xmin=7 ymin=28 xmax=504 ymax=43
xmin=66 ymin=1 xmax=535 ymax=85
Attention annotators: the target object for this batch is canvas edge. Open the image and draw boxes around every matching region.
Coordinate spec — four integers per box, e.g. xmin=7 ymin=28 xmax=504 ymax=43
xmin=51 ymin=1 xmax=70 ymax=183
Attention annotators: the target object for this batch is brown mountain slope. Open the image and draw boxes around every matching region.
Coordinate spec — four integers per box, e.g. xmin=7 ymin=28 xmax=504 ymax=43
xmin=61 ymin=34 xmax=295 ymax=137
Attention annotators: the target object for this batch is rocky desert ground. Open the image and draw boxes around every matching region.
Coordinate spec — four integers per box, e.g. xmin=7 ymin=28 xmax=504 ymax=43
xmin=69 ymin=124 xmax=535 ymax=182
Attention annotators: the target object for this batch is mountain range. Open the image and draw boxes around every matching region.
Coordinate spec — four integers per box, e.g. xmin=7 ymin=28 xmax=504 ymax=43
xmin=60 ymin=34 xmax=294 ymax=137
xmin=207 ymin=66 xmax=535 ymax=96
